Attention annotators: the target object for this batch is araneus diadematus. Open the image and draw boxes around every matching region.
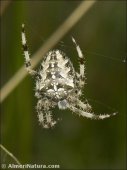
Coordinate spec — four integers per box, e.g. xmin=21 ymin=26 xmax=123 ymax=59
xmin=21 ymin=24 xmax=116 ymax=128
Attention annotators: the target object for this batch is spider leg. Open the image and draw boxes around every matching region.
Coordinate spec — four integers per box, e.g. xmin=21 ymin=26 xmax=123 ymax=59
xmin=21 ymin=24 xmax=37 ymax=76
xmin=69 ymin=105 xmax=117 ymax=120
xmin=72 ymin=37 xmax=85 ymax=87
xmin=76 ymin=99 xmax=92 ymax=112
xmin=36 ymin=99 xmax=56 ymax=128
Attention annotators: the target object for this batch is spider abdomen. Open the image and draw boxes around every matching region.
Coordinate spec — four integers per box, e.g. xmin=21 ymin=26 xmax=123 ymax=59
xmin=35 ymin=50 xmax=75 ymax=100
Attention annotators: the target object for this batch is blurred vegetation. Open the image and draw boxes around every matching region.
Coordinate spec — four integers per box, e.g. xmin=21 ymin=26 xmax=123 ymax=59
xmin=1 ymin=1 xmax=126 ymax=169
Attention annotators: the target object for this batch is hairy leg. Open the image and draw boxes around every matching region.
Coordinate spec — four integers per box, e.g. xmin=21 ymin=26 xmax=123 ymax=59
xmin=72 ymin=37 xmax=85 ymax=88
xmin=76 ymin=99 xmax=92 ymax=112
xmin=36 ymin=99 xmax=56 ymax=128
xmin=21 ymin=24 xmax=37 ymax=76
xmin=69 ymin=105 xmax=116 ymax=120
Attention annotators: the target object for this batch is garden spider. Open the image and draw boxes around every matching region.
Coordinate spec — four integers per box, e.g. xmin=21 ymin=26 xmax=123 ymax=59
xmin=21 ymin=24 xmax=116 ymax=128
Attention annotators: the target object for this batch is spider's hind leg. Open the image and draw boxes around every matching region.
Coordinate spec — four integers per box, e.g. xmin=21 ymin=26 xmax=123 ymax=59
xmin=72 ymin=37 xmax=85 ymax=87
xmin=21 ymin=24 xmax=37 ymax=76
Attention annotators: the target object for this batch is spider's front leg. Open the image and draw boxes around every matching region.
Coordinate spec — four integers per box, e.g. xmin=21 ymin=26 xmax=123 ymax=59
xmin=68 ymin=99 xmax=116 ymax=120
xmin=76 ymin=99 xmax=92 ymax=112
xmin=36 ymin=99 xmax=56 ymax=128
xmin=72 ymin=37 xmax=85 ymax=88
xmin=21 ymin=24 xmax=37 ymax=76
xmin=69 ymin=104 xmax=116 ymax=120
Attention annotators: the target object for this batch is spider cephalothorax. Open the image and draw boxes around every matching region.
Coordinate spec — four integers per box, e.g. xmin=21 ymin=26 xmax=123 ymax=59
xmin=21 ymin=24 xmax=116 ymax=128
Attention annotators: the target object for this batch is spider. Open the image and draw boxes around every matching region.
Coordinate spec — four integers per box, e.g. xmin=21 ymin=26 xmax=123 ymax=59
xmin=21 ymin=24 xmax=116 ymax=129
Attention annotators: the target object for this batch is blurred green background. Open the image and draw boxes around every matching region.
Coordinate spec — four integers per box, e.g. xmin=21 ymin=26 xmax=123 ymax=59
xmin=1 ymin=1 xmax=126 ymax=169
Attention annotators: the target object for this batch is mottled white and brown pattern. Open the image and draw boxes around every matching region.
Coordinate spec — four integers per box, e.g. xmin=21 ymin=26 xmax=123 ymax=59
xmin=21 ymin=24 xmax=117 ymax=129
